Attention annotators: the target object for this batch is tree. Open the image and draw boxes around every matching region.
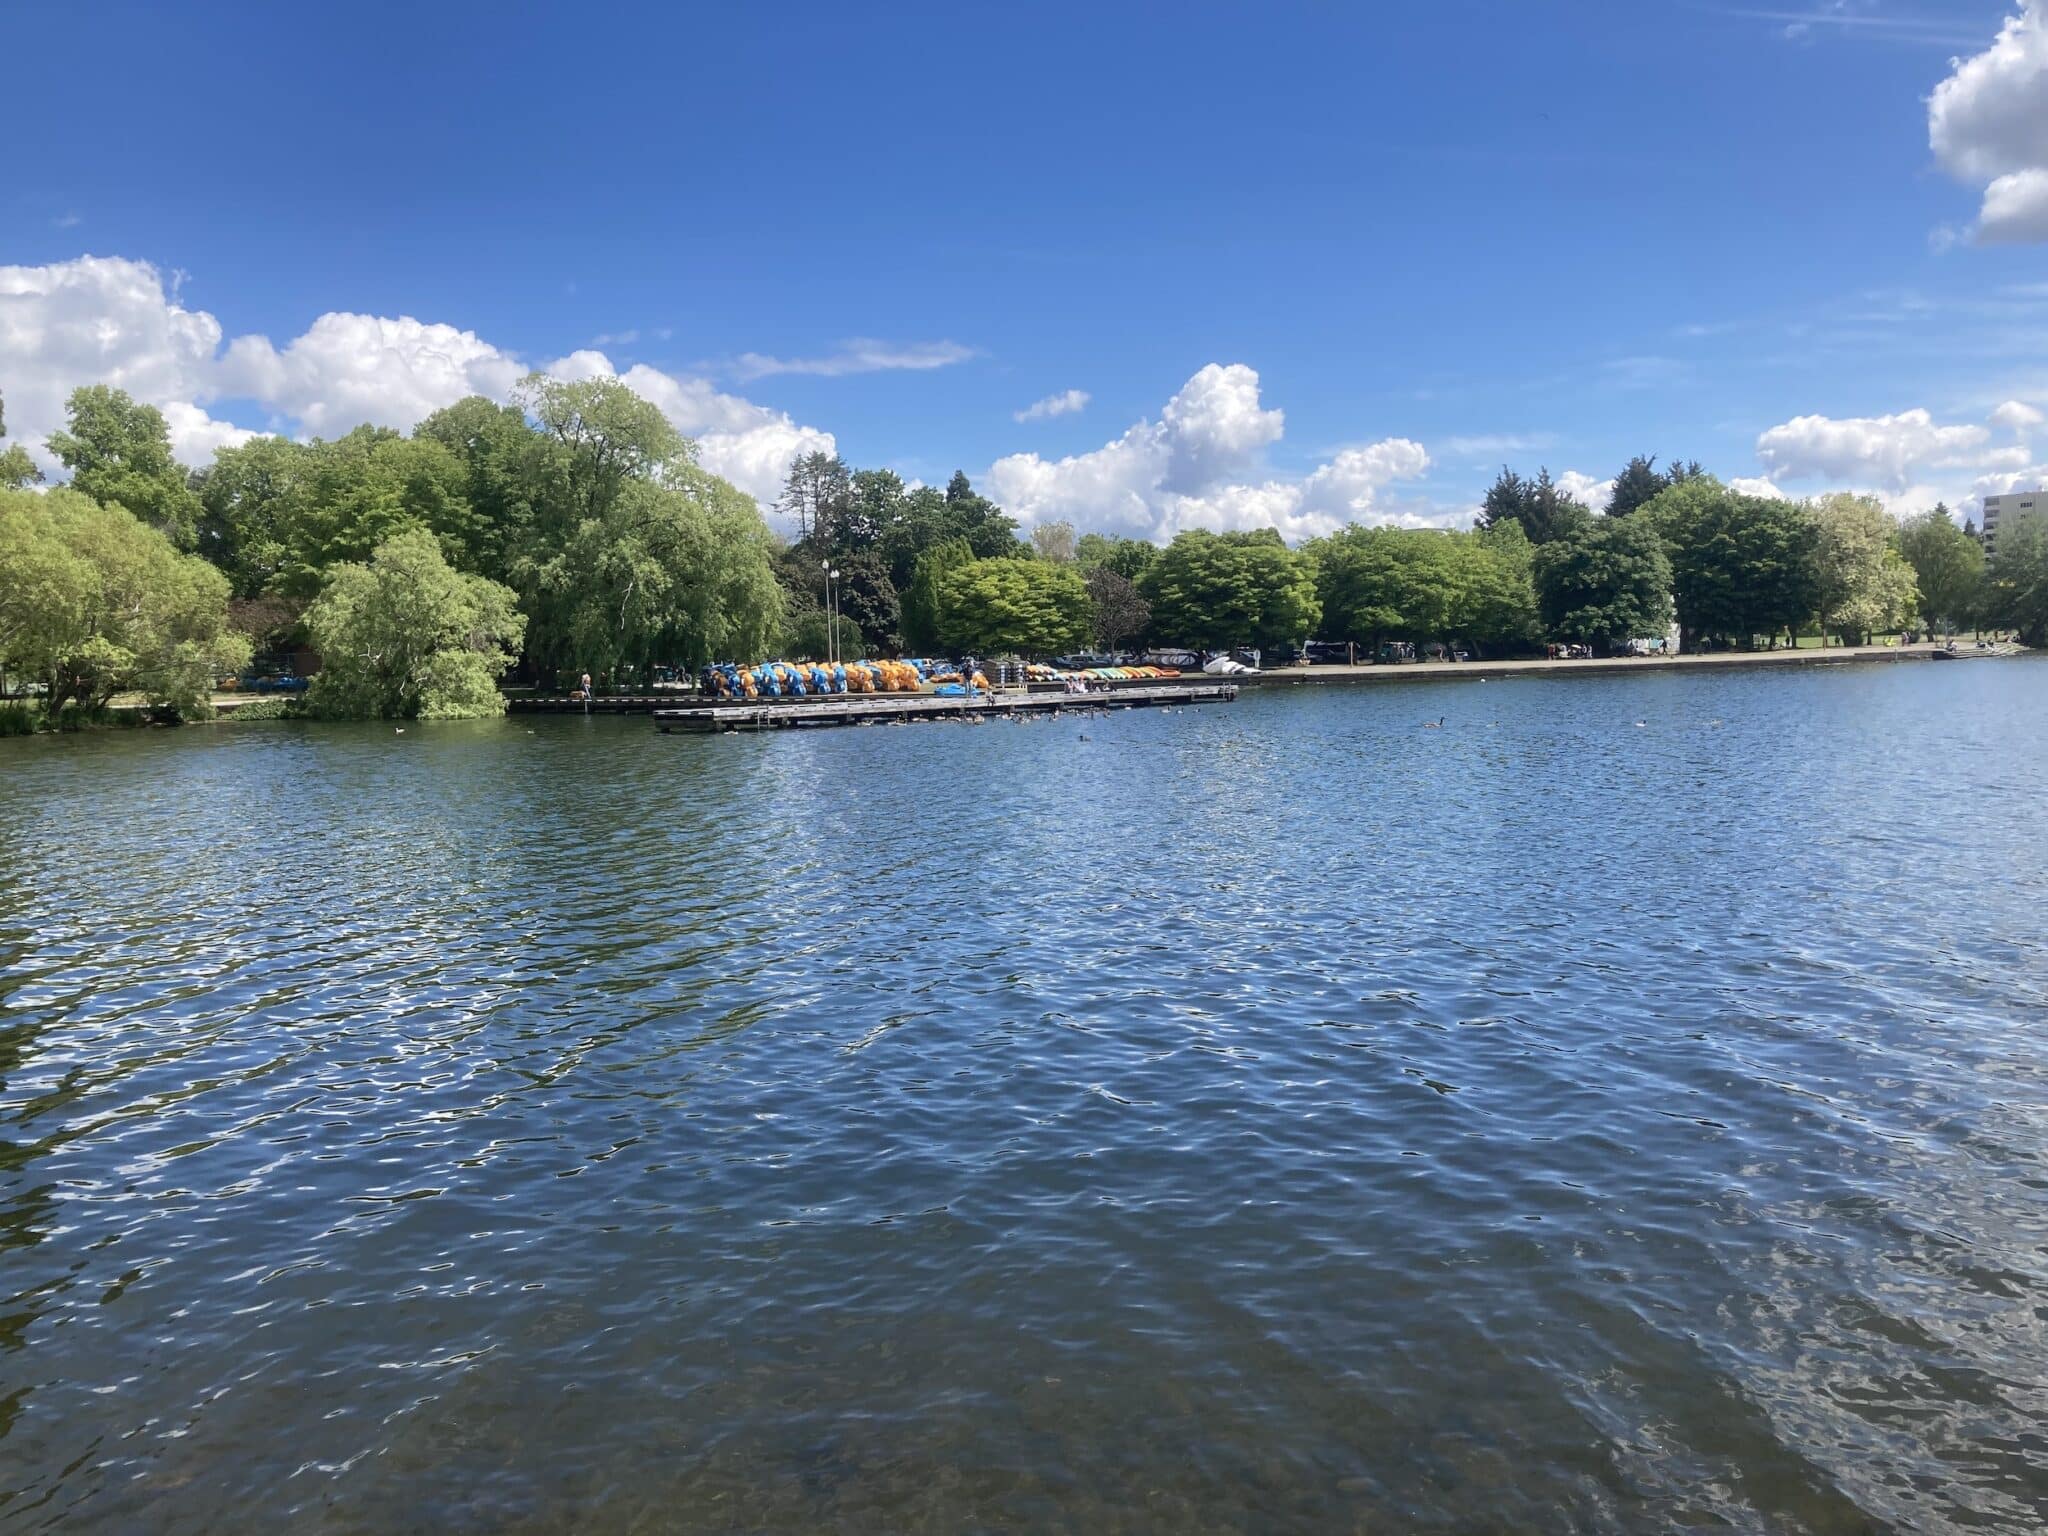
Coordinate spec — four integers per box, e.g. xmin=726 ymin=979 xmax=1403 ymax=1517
xmin=838 ymin=468 xmax=907 ymax=554
xmin=1030 ymin=519 xmax=1077 ymax=563
xmin=830 ymin=551 xmax=901 ymax=653
xmin=46 ymin=385 xmax=204 ymax=548
xmin=1086 ymin=566 xmax=1151 ymax=651
xmin=1895 ymin=505 xmax=1985 ymax=635
xmin=934 ymin=558 xmax=1093 ymax=656
xmin=943 ymin=471 xmax=1027 ymax=558
xmin=526 ymin=466 xmax=783 ymax=680
xmin=0 ymin=390 xmax=44 ymax=490
xmin=304 ymin=529 xmax=525 ymax=719
xmin=1477 ymin=465 xmax=1591 ymax=545
xmin=1140 ymin=529 xmax=1320 ymax=651
xmin=777 ymin=451 xmax=852 ymax=544
xmin=193 ymin=434 xmax=310 ymax=597
xmin=901 ymin=538 xmax=975 ymax=654
xmin=1646 ymin=478 xmax=1820 ymax=648
xmin=515 ymin=372 xmax=684 ymax=528
xmin=1981 ymin=508 xmax=2048 ymax=646
xmin=1076 ymin=532 xmax=1158 ymax=582
xmin=1606 ymin=455 xmax=1668 ymax=518
xmin=1809 ymin=492 xmax=1917 ymax=643
xmin=780 ymin=607 xmax=867 ymax=662
xmin=0 ymin=487 xmax=249 ymax=718
xmin=1532 ymin=517 xmax=1673 ymax=648
xmin=415 ymin=395 xmax=546 ymax=588
xmin=1310 ymin=524 xmax=1538 ymax=655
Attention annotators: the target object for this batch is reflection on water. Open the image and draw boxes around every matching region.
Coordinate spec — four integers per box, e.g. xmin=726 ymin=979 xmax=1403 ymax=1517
xmin=2 ymin=660 xmax=2045 ymax=1532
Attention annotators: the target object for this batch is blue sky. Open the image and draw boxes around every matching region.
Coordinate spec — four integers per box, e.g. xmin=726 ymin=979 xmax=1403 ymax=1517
xmin=4 ymin=0 xmax=2045 ymax=537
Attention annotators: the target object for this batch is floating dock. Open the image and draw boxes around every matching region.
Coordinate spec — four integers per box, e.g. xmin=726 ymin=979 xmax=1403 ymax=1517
xmin=655 ymin=683 xmax=1238 ymax=733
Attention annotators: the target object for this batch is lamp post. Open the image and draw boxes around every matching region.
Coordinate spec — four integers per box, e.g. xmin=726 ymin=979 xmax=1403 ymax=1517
xmin=821 ymin=561 xmax=842 ymax=665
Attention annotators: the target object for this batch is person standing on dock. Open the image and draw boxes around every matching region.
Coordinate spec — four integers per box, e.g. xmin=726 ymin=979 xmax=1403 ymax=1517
xmin=579 ymin=671 xmax=592 ymax=714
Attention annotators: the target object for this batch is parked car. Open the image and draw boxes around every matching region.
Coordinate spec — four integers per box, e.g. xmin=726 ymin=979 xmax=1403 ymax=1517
xmin=1305 ymin=641 xmax=1355 ymax=665
xmin=249 ymin=673 xmax=309 ymax=694
xmin=1375 ymin=641 xmax=1417 ymax=664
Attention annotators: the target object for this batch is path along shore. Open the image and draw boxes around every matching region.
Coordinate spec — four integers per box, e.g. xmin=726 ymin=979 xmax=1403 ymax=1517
xmin=1237 ymin=640 xmax=2029 ymax=688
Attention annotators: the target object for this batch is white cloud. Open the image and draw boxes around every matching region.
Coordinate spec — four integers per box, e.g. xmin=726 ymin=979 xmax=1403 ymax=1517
xmin=985 ymin=363 xmax=1428 ymax=542
xmin=0 ymin=255 xmax=835 ymax=512
xmin=1014 ymin=388 xmax=1090 ymax=423
xmin=1755 ymin=408 xmax=1991 ymax=486
xmin=1990 ymin=397 xmax=2045 ymax=431
xmin=1554 ymin=469 xmax=1614 ymax=511
xmin=1728 ymin=475 xmax=1787 ymax=499
xmin=1751 ymin=400 xmax=2048 ymax=515
xmin=217 ymin=312 xmax=527 ymax=437
xmin=731 ymin=338 xmax=975 ymax=380
xmin=1928 ymin=1 xmax=2048 ymax=242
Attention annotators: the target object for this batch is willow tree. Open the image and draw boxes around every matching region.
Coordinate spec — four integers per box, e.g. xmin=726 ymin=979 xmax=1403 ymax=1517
xmin=0 ymin=487 xmax=249 ymax=718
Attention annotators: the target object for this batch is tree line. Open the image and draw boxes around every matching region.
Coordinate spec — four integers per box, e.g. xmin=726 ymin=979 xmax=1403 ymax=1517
xmin=4 ymin=382 xmax=2045 ymax=728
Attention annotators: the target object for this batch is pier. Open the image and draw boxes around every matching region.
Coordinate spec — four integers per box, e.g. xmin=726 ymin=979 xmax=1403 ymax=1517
xmin=655 ymin=683 xmax=1238 ymax=733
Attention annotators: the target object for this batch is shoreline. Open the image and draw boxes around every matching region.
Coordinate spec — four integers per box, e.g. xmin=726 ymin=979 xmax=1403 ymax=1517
xmin=1237 ymin=641 xmax=2030 ymax=688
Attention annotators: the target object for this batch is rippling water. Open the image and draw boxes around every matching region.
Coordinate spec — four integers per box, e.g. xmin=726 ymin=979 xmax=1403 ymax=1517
xmin=3 ymin=659 xmax=2046 ymax=1533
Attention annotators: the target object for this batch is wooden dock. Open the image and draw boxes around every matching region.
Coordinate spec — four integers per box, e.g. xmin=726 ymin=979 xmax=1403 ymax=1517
xmin=655 ymin=683 xmax=1238 ymax=733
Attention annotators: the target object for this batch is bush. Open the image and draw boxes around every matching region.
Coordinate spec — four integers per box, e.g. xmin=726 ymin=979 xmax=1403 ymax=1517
xmin=0 ymin=702 xmax=39 ymax=736
xmin=229 ymin=697 xmax=307 ymax=721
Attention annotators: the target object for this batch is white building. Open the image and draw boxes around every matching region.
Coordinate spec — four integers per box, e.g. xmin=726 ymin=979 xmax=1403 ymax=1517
xmin=1981 ymin=490 xmax=2040 ymax=559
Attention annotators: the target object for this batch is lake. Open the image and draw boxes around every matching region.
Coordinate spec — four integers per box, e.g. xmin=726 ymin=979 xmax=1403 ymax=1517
xmin=2 ymin=659 xmax=2044 ymax=1533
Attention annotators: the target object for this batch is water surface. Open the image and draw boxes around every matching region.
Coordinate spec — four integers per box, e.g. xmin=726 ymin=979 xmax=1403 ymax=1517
xmin=3 ymin=660 xmax=2045 ymax=1532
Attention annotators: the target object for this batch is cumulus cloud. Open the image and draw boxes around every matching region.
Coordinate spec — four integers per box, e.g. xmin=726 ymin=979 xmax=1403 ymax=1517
xmin=731 ymin=338 xmax=975 ymax=380
xmin=1554 ymin=469 xmax=1614 ymax=511
xmin=985 ymin=364 xmax=1429 ymax=542
xmin=1014 ymin=388 xmax=1090 ymax=423
xmin=1751 ymin=400 xmax=2046 ymax=514
xmin=1990 ymin=397 xmax=2045 ymax=431
xmin=0 ymin=255 xmax=834 ymax=510
xmin=1928 ymin=1 xmax=2048 ymax=242
xmin=1728 ymin=475 xmax=1787 ymax=499
xmin=1755 ymin=408 xmax=1991 ymax=486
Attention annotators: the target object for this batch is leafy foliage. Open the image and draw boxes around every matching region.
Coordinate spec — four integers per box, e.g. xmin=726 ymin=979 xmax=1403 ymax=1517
xmin=1140 ymin=529 xmax=1320 ymax=651
xmin=1645 ymin=478 xmax=1821 ymax=646
xmin=1894 ymin=505 xmax=1985 ymax=633
xmin=304 ymin=529 xmax=524 ymax=719
xmin=1309 ymin=523 xmax=1538 ymax=653
xmin=1086 ymin=566 xmax=1151 ymax=650
xmin=1532 ymin=517 xmax=1673 ymax=647
xmin=1477 ymin=466 xmax=1592 ymax=546
xmin=1982 ymin=508 xmax=2048 ymax=646
xmin=47 ymin=386 xmax=204 ymax=548
xmin=935 ymin=558 xmax=1093 ymax=656
xmin=0 ymin=486 xmax=249 ymax=717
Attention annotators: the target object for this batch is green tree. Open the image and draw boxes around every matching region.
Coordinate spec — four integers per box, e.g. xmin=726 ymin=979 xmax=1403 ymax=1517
xmin=515 ymin=371 xmax=684 ymax=529
xmin=1646 ymin=478 xmax=1821 ymax=648
xmin=830 ymin=551 xmax=900 ymax=652
xmin=1809 ymin=492 xmax=1917 ymax=643
xmin=1982 ymin=508 xmax=2048 ymax=646
xmin=0 ymin=390 xmax=44 ymax=490
xmin=1477 ymin=465 xmax=1591 ymax=545
xmin=304 ymin=528 xmax=525 ymax=719
xmin=1532 ymin=517 xmax=1673 ymax=648
xmin=46 ymin=385 xmax=204 ymax=548
xmin=1085 ymin=565 xmax=1151 ymax=650
xmin=777 ymin=451 xmax=852 ymax=544
xmin=1310 ymin=524 xmax=1537 ymax=655
xmin=1075 ymin=532 xmax=1158 ymax=582
xmin=839 ymin=467 xmax=906 ymax=553
xmin=1894 ymin=505 xmax=1985 ymax=635
xmin=415 ymin=395 xmax=545 ymax=587
xmin=193 ymin=434 xmax=310 ymax=597
xmin=1606 ymin=455 xmax=1669 ymax=518
xmin=779 ymin=607 xmax=867 ymax=662
xmin=934 ymin=557 xmax=1093 ymax=656
xmin=527 ymin=466 xmax=783 ymax=679
xmin=1140 ymin=529 xmax=1320 ymax=651
xmin=901 ymin=537 xmax=976 ymax=653
xmin=0 ymin=487 xmax=249 ymax=718
xmin=944 ymin=471 xmax=1027 ymax=558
